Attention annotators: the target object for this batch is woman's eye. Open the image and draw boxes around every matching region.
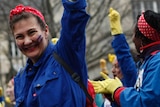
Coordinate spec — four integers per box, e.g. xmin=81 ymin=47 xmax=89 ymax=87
xmin=15 ymin=35 xmax=23 ymax=40
xmin=29 ymin=31 xmax=37 ymax=36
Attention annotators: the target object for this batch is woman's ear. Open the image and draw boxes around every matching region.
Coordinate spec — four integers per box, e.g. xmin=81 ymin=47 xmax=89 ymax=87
xmin=44 ymin=25 xmax=49 ymax=39
xmin=140 ymin=40 xmax=143 ymax=47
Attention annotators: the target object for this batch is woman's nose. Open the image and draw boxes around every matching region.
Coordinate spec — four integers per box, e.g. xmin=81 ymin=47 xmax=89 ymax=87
xmin=111 ymin=68 xmax=115 ymax=73
xmin=24 ymin=36 xmax=32 ymax=45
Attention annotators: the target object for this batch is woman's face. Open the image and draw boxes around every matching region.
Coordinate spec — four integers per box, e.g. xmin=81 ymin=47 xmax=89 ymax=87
xmin=111 ymin=59 xmax=123 ymax=80
xmin=6 ymin=80 xmax=15 ymax=102
xmin=13 ymin=16 xmax=49 ymax=63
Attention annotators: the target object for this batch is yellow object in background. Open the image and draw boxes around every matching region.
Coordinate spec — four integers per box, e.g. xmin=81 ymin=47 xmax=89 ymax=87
xmin=108 ymin=53 xmax=116 ymax=64
xmin=51 ymin=38 xmax=59 ymax=44
xmin=0 ymin=87 xmax=3 ymax=97
xmin=100 ymin=59 xmax=108 ymax=75
xmin=5 ymin=97 xmax=11 ymax=104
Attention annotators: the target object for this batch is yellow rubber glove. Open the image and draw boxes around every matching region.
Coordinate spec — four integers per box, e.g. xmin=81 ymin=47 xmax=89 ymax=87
xmin=108 ymin=8 xmax=123 ymax=35
xmin=90 ymin=72 xmax=122 ymax=99
xmin=0 ymin=87 xmax=5 ymax=107
xmin=100 ymin=59 xmax=108 ymax=75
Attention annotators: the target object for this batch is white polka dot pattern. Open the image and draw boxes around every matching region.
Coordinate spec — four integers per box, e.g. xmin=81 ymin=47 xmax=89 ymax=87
xmin=138 ymin=14 xmax=160 ymax=41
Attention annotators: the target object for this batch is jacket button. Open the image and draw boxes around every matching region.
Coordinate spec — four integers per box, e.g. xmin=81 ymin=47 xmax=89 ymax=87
xmin=53 ymin=72 xmax=56 ymax=75
xmin=36 ymin=84 xmax=41 ymax=87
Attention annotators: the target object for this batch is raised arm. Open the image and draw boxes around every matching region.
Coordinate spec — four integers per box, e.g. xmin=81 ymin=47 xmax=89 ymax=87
xmin=108 ymin=8 xmax=137 ymax=87
xmin=55 ymin=0 xmax=90 ymax=86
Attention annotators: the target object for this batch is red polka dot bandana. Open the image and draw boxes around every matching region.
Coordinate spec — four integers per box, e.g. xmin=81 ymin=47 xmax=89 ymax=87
xmin=138 ymin=13 xmax=160 ymax=41
xmin=10 ymin=4 xmax=45 ymax=23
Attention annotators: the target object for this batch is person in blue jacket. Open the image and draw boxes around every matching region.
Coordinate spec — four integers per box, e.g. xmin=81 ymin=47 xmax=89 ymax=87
xmin=91 ymin=8 xmax=160 ymax=107
xmin=107 ymin=8 xmax=137 ymax=88
xmin=9 ymin=0 xmax=89 ymax=106
xmin=101 ymin=8 xmax=137 ymax=107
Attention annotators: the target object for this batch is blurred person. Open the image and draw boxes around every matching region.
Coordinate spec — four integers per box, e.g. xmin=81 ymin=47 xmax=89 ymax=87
xmin=9 ymin=0 xmax=90 ymax=106
xmin=109 ymin=55 xmax=123 ymax=80
xmin=5 ymin=78 xmax=15 ymax=106
xmin=91 ymin=8 xmax=160 ymax=107
xmin=109 ymin=53 xmax=137 ymax=87
xmin=99 ymin=55 xmax=126 ymax=107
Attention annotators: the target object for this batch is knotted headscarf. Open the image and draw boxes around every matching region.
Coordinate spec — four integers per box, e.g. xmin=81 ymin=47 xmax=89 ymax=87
xmin=10 ymin=4 xmax=45 ymax=23
xmin=138 ymin=13 xmax=160 ymax=41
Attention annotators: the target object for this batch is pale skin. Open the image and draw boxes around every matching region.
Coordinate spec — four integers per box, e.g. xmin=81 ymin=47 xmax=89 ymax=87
xmin=6 ymin=80 xmax=15 ymax=103
xmin=111 ymin=59 xmax=123 ymax=80
xmin=132 ymin=28 xmax=142 ymax=53
xmin=12 ymin=16 xmax=49 ymax=63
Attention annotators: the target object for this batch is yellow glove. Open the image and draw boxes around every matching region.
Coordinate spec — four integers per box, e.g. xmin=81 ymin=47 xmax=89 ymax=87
xmin=90 ymin=72 xmax=122 ymax=99
xmin=0 ymin=87 xmax=5 ymax=107
xmin=100 ymin=59 xmax=108 ymax=75
xmin=108 ymin=8 xmax=123 ymax=35
xmin=51 ymin=38 xmax=59 ymax=44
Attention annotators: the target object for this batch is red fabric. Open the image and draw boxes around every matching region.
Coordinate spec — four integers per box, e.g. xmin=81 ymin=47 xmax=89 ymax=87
xmin=10 ymin=4 xmax=45 ymax=23
xmin=151 ymin=50 xmax=160 ymax=55
xmin=138 ymin=13 xmax=160 ymax=41
xmin=140 ymin=41 xmax=160 ymax=51
xmin=86 ymin=80 xmax=97 ymax=107
xmin=113 ymin=87 xmax=125 ymax=105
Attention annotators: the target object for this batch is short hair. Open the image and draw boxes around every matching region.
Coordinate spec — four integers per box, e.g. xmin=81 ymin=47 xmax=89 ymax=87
xmin=9 ymin=12 xmax=46 ymax=32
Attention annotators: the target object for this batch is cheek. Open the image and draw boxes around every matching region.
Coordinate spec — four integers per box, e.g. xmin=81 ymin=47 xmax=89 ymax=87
xmin=132 ymin=36 xmax=136 ymax=43
xmin=118 ymin=71 xmax=122 ymax=75
xmin=111 ymin=68 xmax=115 ymax=73
xmin=32 ymin=35 xmax=40 ymax=41
xmin=16 ymin=40 xmax=24 ymax=50
xmin=116 ymin=69 xmax=121 ymax=74
xmin=32 ymin=35 xmax=43 ymax=43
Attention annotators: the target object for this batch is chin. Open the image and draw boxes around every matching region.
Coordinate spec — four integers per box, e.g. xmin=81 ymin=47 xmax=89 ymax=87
xmin=26 ymin=52 xmax=39 ymax=59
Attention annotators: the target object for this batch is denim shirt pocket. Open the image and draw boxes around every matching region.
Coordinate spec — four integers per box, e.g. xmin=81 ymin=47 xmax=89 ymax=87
xmin=32 ymin=70 xmax=60 ymax=106
xmin=34 ymin=69 xmax=59 ymax=87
